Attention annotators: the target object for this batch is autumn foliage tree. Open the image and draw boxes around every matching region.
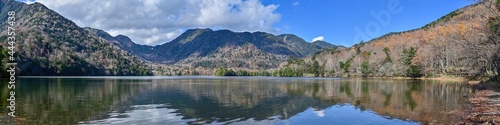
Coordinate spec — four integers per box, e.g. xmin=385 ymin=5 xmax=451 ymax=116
xmin=292 ymin=1 xmax=496 ymax=78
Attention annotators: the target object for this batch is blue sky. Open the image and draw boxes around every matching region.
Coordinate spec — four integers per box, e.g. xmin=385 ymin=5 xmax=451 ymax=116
xmin=264 ymin=0 xmax=474 ymax=46
xmin=21 ymin=0 xmax=475 ymax=47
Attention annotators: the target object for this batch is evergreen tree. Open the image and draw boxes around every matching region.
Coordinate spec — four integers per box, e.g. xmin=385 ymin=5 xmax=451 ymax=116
xmin=311 ymin=60 xmax=320 ymax=77
xmin=361 ymin=61 xmax=371 ymax=77
xmin=400 ymin=47 xmax=422 ymax=78
xmin=0 ymin=46 xmax=8 ymax=78
xmin=320 ymin=61 xmax=326 ymax=77
xmin=339 ymin=58 xmax=353 ymax=73
xmin=383 ymin=47 xmax=392 ymax=63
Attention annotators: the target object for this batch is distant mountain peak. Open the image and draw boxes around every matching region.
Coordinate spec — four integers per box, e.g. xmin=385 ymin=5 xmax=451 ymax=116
xmin=83 ymin=27 xmax=114 ymax=39
xmin=186 ymin=28 xmax=213 ymax=32
xmin=312 ymin=40 xmax=324 ymax=43
xmin=115 ymin=35 xmax=134 ymax=45
xmin=0 ymin=0 xmax=152 ymax=76
xmin=278 ymin=34 xmax=301 ymax=38
xmin=312 ymin=40 xmax=337 ymax=49
xmin=173 ymin=28 xmax=215 ymax=44
xmin=85 ymin=26 xmax=340 ymax=68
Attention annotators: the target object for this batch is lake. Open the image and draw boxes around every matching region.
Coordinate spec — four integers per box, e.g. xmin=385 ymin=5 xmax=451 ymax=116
xmin=0 ymin=76 xmax=470 ymax=125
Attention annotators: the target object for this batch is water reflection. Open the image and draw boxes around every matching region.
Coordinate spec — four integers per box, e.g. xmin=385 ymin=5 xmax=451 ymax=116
xmin=0 ymin=77 xmax=469 ymax=124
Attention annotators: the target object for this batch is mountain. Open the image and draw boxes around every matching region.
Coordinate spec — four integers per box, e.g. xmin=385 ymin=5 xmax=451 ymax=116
xmin=286 ymin=1 xmax=500 ymax=78
xmin=83 ymin=27 xmax=155 ymax=60
xmin=0 ymin=0 xmax=339 ymax=76
xmin=88 ymin=28 xmax=339 ymax=70
xmin=152 ymin=29 xmax=297 ymax=65
xmin=312 ymin=40 xmax=337 ymax=49
xmin=0 ymin=0 xmax=152 ymax=76
xmin=277 ymin=34 xmax=323 ymax=57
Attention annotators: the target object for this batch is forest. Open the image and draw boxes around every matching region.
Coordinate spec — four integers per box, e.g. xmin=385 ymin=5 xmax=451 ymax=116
xmin=0 ymin=0 xmax=499 ymax=80
xmin=266 ymin=0 xmax=500 ymax=80
xmin=0 ymin=1 xmax=153 ymax=76
xmin=169 ymin=0 xmax=500 ymax=80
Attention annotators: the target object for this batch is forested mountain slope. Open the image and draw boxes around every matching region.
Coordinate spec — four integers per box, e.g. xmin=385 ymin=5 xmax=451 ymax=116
xmin=88 ymin=28 xmax=339 ymax=70
xmin=282 ymin=1 xmax=500 ymax=78
xmin=0 ymin=0 xmax=152 ymax=76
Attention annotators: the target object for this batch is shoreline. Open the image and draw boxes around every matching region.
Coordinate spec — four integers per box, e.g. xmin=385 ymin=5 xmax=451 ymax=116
xmin=461 ymin=80 xmax=500 ymax=124
xmin=363 ymin=76 xmax=468 ymax=82
xmin=7 ymin=75 xmax=492 ymax=124
xmin=11 ymin=75 xmax=471 ymax=82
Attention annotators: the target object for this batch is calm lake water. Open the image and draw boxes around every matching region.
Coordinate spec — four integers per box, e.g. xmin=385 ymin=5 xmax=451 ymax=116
xmin=0 ymin=76 xmax=470 ymax=125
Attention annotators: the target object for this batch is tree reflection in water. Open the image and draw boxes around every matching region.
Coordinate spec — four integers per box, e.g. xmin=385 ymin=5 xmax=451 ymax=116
xmin=0 ymin=77 xmax=468 ymax=124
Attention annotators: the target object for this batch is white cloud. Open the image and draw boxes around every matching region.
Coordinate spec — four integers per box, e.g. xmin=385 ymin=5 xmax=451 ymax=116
xmin=312 ymin=36 xmax=324 ymax=42
xmin=33 ymin=0 xmax=281 ymax=46
xmin=313 ymin=110 xmax=325 ymax=117
xmin=292 ymin=1 xmax=300 ymax=7
xmin=22 ymin=0 xmax=36 ymax=4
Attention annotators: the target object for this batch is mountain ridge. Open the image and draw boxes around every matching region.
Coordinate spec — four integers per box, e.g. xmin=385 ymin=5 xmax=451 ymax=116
xmin=0 ymin=0 xmax=153 ymax=76
xmin=2 ymin=0 xmax=494 ymax=77
xmin=286 ymin=1 xmax=499 ymax=78
xmin=86 ymin=27 xmax=339 ymax=70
